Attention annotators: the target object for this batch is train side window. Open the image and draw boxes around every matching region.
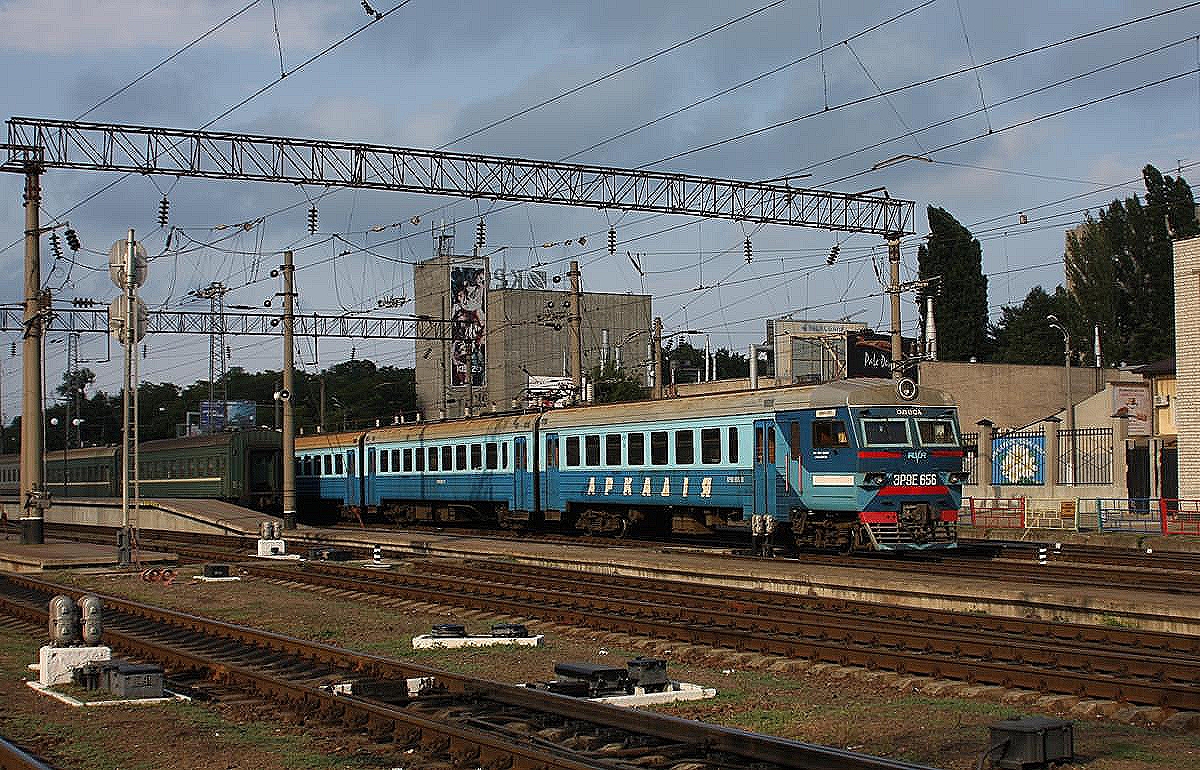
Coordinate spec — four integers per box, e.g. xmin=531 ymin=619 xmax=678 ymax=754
xmin=427 ymin=447 xmax=439 ymax=471
xmin=650 ymin=431 xmax=669 ymax=465
xmin=701 ymin=428 xmax=721 ymax=464
xmin=415 ymin=447 xmax=425 ymax=471
xmin=728 ymin=427 xmax=739 ymax=463
xmin=471 ymin=444 xmax=483 ymax=470
xmin=675 ymin=430 xmax=694 ymax=464
xmin=917 ymin=419 xmax=957 ymax=446
xmin=789 ymin=422 xmax=801 ymax=460
xmin=767 ymin=430 xmax=776 ymax=463
xmin=813 ymin=419 xmax=850 ymax=448
xmin=392 ymin=449 xmax=401 ymax=471
xmin=378 ymin=451 xmax=388 ymax=473
xmin=628 ymin=433 xmax=645 ymax=465
xmin=605 ymin=435 xmax=621 ymax=466
xmin=565 ymin=436 xmax=580 ymax=467
xmin=754 ymin=429 xmax=763 ymax=463
xmin=502 ymin=442 xmax=509 ymax=469
xmin=585 ymin=435 xmax=601 ymax=466
xmin=437 ymin=446 xmax=448 ymax=470
xmin=485 ymin=442 xmax=498 ymax=470
xmin=402 ymin=448 xmax=411 ymax=472
xmin=453 ymin=445 xmax=464 ymax=471
xmin=338 ymin=454 xmax=346 ymax=475
xmin=324 ymin=455 xmax=333 ymax=475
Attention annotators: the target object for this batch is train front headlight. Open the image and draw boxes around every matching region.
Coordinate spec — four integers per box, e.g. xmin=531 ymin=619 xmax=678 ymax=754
xmin=862 ymin=472 xmax=888 ymax=487
xmin=947 ymin=471 xmax=970 ymax=485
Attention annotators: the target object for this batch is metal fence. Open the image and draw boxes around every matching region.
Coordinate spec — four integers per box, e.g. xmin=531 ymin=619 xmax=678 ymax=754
xmin=1161 ymin=499 xmax=1200 ymax=536
xmin=960 ymin=431 xmax=979 ymax=485
xmin=965 ymin=495 xmax=1200 ymax=536
xmin=1094 ymin=498 xmax=1159 ymax=533
xmin=1056 ymin=427 xmax=1112 ymax=486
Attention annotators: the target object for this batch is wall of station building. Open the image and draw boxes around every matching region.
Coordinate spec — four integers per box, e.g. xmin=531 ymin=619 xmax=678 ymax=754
xmin=414 ymin=253 xmax=651 ymax=418
xmin=1173 ymin=236 xmax=1200 ymax=499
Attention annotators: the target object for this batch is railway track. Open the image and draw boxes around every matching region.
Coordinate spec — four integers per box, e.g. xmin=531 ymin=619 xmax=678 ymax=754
xmin=0 ymin=572 xmax=939 ymax=770
xmin=0 ymin=736 xmax=56 ymax=770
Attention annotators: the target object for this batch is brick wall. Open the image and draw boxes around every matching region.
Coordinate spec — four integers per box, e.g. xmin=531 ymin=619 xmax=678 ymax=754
xmin=1173 ymin=237 xmax=1200 ymax=498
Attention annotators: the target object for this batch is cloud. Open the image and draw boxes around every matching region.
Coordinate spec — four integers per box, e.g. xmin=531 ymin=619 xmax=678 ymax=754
xmin=0 ymin=0 xmax=341 ymax=54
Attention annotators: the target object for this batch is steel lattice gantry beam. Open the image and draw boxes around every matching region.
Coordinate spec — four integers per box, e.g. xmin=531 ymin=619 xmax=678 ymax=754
xmin=0 ymin=306 xmax=448 ymax=339
xmin=3 ymin=117 xmax=915 ymax=235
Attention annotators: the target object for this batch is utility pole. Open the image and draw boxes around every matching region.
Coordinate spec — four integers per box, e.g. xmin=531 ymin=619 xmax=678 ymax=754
xmin=195 ymin=281 xmax=229 ymax=431
xmin=568 ymin=261 xmax=582 ymax=402
xmin=887 ymin=234 xmax=902 ymax=377
xmin=651 ymin=317 xmax=663 ymax=400
xmin=20 ymin=164 xmax=44 ymax=544
xmin=280 ymin=250 xmax=296 ymax=529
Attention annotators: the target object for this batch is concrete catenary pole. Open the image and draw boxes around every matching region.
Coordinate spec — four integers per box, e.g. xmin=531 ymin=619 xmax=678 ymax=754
xmin=568 ymin=261 xmax=582 ymax=401
xmin=281 ymin=250 xmax=296 ymax=529
xmin=120 ymin=228 xmax=135 ymax=565
xmin=652 ymin=317 xmax=663 ymax=400
xmin=888 ymin=235 xmax=902 ymax=377
xmin=20 ymin=166 xmax=44 ymax=544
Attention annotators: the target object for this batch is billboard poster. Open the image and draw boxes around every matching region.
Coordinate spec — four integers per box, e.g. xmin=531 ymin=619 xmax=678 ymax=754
xmin=525 ymin=375 xmax=574 ymax=409
xmin=845 ymin=331 xmax=919 ymax=379
xmin=200 ymin=400 xmax=258 ymax=431
xmin=992 ymin=433 xmax=1045 ymax=485
xmin=1111 ymin=384 xmax=1152 ymax=437
xmin=450 ymin=260 xmax=487 ymax=388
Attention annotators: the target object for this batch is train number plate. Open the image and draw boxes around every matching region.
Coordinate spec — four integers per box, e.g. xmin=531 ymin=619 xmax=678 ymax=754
xmin=890 ymin=473 xmax=938 ymax=486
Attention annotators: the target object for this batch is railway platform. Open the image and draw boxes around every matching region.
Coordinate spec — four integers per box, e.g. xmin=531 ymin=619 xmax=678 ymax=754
xmin=1 ymin=496 xmax=273 ymax=537
xmin=0 ymin=540 xmax=176 ymax=573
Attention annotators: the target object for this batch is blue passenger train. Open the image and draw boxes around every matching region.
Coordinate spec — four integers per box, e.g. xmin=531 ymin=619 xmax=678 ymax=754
xmin=295 ymin=377 xmax=967 ymax=552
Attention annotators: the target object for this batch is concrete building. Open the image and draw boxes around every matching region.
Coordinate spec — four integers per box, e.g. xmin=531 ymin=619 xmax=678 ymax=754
xmin=1172 ymin=236 xmax=1200 ymax=499
xmin=413 ymin=249 xmax=651 ymax=418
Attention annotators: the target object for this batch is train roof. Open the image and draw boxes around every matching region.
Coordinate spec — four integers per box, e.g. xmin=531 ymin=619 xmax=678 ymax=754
xmin=809 ymin=378 xmax=957 ymax=409
xmin=365 ymin=414 xmax=537 ymax=444
xmin=296 ymin=431 xmax=364 ymax=451
xmin=138 ymin=428 xmax=279 ymax=453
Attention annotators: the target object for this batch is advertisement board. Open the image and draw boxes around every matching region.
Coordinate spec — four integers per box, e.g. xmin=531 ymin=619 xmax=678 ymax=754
xmin=845 ymin=330 xmax=919 ymax=379
xmin=199 ymin=400 xmax=258 ymax=431
xmin=450 ymin=260 xmax=486 ymax=388
xmin=1111 ymin=384 xmax=1152 ymax=437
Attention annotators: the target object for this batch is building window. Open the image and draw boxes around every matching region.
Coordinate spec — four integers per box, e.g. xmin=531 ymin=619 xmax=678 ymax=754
xmin=585 ymin=435 xmax=601 ymax=467
xmin=565 ymin=436 xmax=580 ymax=467
xmin=650 ymin=431 xmax=668 ymax=465
xmin=628 ymin=433 xmax=645 ymax=465
xmin=605 ymin=435 xmax=621 ymax=466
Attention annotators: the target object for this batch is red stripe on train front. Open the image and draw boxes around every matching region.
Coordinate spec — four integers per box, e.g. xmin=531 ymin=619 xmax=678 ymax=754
xmin=858 ymin=450 xmax=902 ymax=459
xmin=877 ymin=485 xmax=950 ymax=495
xmin=932 ymin=449 xmax=964 ymax=457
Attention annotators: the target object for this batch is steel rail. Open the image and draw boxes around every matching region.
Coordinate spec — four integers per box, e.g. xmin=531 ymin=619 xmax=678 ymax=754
xmin=219 ymin=558 xmax=1197 ymax=708
xmin=0 ymin=574 xmax=941 ymax=770
xmin=0 ymin=738 xmax=56 ymax=770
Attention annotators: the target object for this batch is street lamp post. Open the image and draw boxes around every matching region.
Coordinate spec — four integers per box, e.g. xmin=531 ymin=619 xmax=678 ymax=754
xmin=1047 ymin=315 xmax=1076 ymax=486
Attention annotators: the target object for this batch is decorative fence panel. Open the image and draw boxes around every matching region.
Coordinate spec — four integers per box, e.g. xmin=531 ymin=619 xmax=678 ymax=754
xmin=1095 ymin=498 xmax=1160 ymax=533
xmin=992 ymin=429 xmax=1045 ymax=485
xmin=1056 ymin=427 xmax=1112 ymax=486
xmin=1023 ymin=498 xmax=1079 ymax=530
xmin=967 ymin=497 xmax=1025 ymax=528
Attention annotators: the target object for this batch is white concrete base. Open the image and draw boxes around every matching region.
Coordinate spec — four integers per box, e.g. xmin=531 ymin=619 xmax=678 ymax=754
xmin=26 ymin=680 xmax=189 ymax=707
xmin=38 ymin=645 xmax=111 ymax=687
xmin=591 ymin=681 xmax=717 ymax=706
xmin=258 ymin=553 xmax=301 ymax=561
xmin=257 ymin=539 xmax=286 ymax=557
xmin=362 ymin=561 xmax=394 ymax=569
xmin=412 ymin=634 xmax=544 ymax=649
xmin=191 ymin=575 xmax=242 ymax=582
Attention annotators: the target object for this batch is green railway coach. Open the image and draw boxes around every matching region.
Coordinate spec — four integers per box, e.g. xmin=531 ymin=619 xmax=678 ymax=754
xmin=0 ymin=429 xmax=281 ymax=512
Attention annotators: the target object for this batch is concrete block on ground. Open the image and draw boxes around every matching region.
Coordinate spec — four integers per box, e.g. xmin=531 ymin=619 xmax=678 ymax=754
xmin=38 ymin=645 xmax=111 ymax=686
xmin=999 ymin=689 xmax=1042 ymax=705
xmin=256 ymin=539 xmax=286 ymax=557
xmin=590 ymin=681 xmax=716 ymax=707
xmin=1034 ymin=694 xmax=1081 ymax=711
xmin=411 ymin=634 xmax=543 ymax=650
xmin=1162 ymin=711 xmax=1200 ymax=732
xmin=1073 ymin=699 xmax=1123 ymax=719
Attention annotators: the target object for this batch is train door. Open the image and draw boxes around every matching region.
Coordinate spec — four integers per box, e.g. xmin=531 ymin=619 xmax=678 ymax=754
xmin=350 ymin=448 xmax=362 ymax=507
xmin=752 ymin=420 xmax=777 ymax=518
xmin=514 ymin=437 xmax=528 ymax=510
xmin=364 ymin=447 xmax=376 ymax=506
xmin=543 ymin=433 xmax=560 ymax=517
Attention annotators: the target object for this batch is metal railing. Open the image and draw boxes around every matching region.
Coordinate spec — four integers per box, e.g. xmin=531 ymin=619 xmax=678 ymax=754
xmin=1056 ymin=427 xmax=1112 ymax=486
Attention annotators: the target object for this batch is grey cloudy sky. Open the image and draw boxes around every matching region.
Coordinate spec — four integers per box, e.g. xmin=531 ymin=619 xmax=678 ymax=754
xmin=1 ymin=0 xmax=1197 ymax=420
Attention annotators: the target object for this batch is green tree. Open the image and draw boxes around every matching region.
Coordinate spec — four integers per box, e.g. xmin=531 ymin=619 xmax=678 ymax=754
xmin=1065 ymin=164 xmax=1196 ymax=364
xmin=989 ymin=286 xmax=1080 ymax=365
xmin=917 ymin=207 xmax=990 ymax=362
xmin=589 ymin=363 xmax=648 ymax=403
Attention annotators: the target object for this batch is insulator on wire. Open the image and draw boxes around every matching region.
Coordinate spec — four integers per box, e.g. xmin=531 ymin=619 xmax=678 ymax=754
xmin=475 ymin=218 xmax=486 ymax=251
xmin=307 ymin=206 xmax=318 ymax=234
xmin=607 ymin=227 xmax=616 ymax=255
xmin=64 ymin=228 xmax=80 ymax=252
xmin=49 ymin=232 xmax=63 ymax=259
xmin=9 ymin=342 xmax=16 ymax=357
xmin=157 ymin=197 xmax=170 ymax=227
xmin=826 ymin=244 xmax=840 ymax=266
xmin=743 ymin=238 xmax=752 ymax=264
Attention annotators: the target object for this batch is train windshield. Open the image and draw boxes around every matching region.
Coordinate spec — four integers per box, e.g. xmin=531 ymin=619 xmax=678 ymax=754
xmin=916 ymin=418 xmax=958 ymax=446
xmin=861 ymin=419 xmax=910 ymax=446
